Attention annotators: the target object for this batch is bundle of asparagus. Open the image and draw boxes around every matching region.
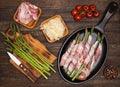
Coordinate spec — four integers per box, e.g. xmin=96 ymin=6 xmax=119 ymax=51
xmin=1 ymin=23 xmax=56 ymax=79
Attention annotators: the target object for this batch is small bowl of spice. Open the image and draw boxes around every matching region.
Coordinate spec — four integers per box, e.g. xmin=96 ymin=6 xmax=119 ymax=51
xmin=103 ymin=65 xmax=118 ymax=79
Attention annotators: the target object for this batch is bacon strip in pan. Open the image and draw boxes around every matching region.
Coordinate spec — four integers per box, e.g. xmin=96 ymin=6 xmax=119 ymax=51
xmin=63 ymin=34 xmax=80 ymax=70
xmin=60 ymin=33 xmax=79 ymax=67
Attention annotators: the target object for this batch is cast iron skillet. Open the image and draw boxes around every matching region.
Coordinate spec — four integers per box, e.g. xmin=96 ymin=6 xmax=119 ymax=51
xmin=58 ymin=2 xmax=118 ymax=84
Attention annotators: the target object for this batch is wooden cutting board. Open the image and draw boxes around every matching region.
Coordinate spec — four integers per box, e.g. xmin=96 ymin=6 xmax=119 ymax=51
xmin=8 ymin=33 xmax=56 ymax=83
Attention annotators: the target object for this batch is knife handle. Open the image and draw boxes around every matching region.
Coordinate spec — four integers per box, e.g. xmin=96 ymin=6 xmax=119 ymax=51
xmin=19 ymin=64 xmax=37 ymax=82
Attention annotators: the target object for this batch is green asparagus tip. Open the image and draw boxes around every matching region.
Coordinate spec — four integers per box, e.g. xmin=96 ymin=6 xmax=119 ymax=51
xmin=66 ymin=70 xmax=71 ymax=75
xmin=76 ymin=33 xmax=80 ymax=44
xmin=85 ymin=28 xmax=88 ymax=34
xmin=97 ymin=32 xmax=100 ymax=41
xmin=70 ymin=69 xmax=76 ymax=78
xmin=82 ymin=28 xmax=88 ymax=43
xmin=1 ymin=32 xmax=5 ymax=37
xmin=1 ymin=32 xmax=10 ymax=40
xmin=9 ymin=22 xmax=13 ymax=29
xmin=15 ymin=24 xmax=20 ymax=32
xmin=90 ymin=26 xmax=94 ymax=35
xmin=72 ymin=64 xmax=84 ymax=81
xmin=101 ymin=35 xmax=104 ymax=44
xmin=52 ymin=68 xmax=56 ymax=73
xmin=75 ymin=33 xmax=80 ymax=42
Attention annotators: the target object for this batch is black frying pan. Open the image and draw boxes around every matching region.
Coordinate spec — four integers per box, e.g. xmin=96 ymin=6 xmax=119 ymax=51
xmin=58 ymin=2 xmax=118 ymax=84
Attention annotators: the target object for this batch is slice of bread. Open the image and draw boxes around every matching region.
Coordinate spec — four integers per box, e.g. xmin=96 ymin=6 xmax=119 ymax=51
xmin=13 ymin=2 xmax=42 ymax=29
xmin=40 ymin=15 xmax=69 ymax=43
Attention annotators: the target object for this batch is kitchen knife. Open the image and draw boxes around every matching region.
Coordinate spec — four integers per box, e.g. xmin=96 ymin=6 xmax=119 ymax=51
xmin=7 ymin=52 xmax=37 ymax=82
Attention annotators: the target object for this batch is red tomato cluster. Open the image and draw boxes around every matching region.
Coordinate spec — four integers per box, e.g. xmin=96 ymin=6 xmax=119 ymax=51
xmin=71 ymin=4 xmax=100 ymax=21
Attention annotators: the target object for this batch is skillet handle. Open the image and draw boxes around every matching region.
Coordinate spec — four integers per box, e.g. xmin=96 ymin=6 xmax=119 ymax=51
xmin=95 ymin=2 xmax=118 ymax=33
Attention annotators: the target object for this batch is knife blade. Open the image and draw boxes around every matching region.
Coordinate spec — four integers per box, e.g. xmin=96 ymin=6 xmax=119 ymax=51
xmin=7 ymin=52 xmax=37 ymax=82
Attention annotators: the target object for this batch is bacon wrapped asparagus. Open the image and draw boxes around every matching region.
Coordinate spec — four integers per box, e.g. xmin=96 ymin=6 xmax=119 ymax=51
xmin=77 ymin=34 xmax=104 ymax=80
xmin=72 ymin=32 xmax=101 ymax=81
xmin=69 ymin=28 xmax=94 ymax=77
xmin=60 ymin=33 xmax=79 ymax=67
xmin=67 ymin=28 xmax=88 ymax=75
xmin=63 ymin=33 xmax=80 ymax=70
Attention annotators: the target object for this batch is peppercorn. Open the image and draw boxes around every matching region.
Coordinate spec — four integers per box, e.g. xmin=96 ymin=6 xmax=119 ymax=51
xmin=103 ymin=65 xmax=118 ymax=79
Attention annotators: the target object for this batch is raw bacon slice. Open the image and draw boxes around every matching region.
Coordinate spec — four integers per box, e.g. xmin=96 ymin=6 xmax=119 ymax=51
xmin=76 ymin=41 xmax=84 ymax=55
xmin=75 ymin=29 xmax=89 ymax=70
xmin=83 ymin=35 xmax=92 ymax=59
xmin=78 ymin=68 xmax=89 ymax=80
xmin=82 ymin=27 xmax=94 ymax=59
xmin=94 ymin=44 xmax=102 ymax=62
xmin=60 ymin=51 xmax=69 ymax=66
xmin=16 ymin=2 xmax=39 ymax=24
xmin=67 ymin=52 xmax=82 ymax=74
xmin=87 ymin=42 xmax=102 ymax=70
xmin=17 ymin=2 xmax=33 ymax=24
xmin=67 ymin=62 xmax=75 ymax=73
xmin=25 ymin=2 xmax=38 ymax=20
xmin=63 ymin=44 xmax=79 ymax=69
xmin=60 ymin=33 xmax=79 ymax=67
xmin=84 ymin=41 xmax=99 ymax=65
xmin=60 ymin=40 xmax=76 ymax=66
xmin=71 ymin=41 xmax=84 ymax=71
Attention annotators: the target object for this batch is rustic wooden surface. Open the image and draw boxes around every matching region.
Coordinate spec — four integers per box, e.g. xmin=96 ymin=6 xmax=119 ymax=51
xmin=0 ymin=0 xmax=120 ymax=87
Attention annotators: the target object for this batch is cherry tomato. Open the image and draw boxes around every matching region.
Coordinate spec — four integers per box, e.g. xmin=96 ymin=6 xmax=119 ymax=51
xmin=93 ymin=10 xmax=100 ymax=17
xmin=89 ymin=4 xmax=96 ymax=11
xmin=75 ymin=5 xmax=82 ymax=11
xmin=82 ymin=5 xmax=89 ymax=11
xmin=71 ymin=9 xmax=78 ymax=16
xmin=86 ymin=11 xmax=93 ymax=18
xmin=74 ymin=15 xmax=82 ymax=21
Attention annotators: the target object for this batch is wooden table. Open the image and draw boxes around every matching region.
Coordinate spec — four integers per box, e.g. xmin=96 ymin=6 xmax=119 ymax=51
xmin=0 ymin=0 xmax=120 ymax=87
